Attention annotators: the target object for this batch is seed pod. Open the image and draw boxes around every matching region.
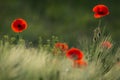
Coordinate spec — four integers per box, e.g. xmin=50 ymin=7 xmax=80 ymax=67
xmin=93 ymin=27 xmax=101 ymax=42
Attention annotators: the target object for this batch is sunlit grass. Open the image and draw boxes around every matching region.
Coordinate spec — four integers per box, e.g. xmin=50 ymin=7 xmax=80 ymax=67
xmin=0 ymin=29 xmax=120 ymax=80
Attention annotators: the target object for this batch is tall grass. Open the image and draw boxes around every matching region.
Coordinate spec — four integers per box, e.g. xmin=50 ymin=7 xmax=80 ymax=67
xmin=0 ymin=28 xmax=120 ymax=80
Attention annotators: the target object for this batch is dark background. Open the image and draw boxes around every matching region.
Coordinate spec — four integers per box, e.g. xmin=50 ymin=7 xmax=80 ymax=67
xmin=0 ymin=0 xmax=120 ymax=46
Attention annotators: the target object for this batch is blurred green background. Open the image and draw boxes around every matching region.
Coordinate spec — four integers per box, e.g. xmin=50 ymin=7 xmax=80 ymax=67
xmin=0 ymin=0 xmax=120 ymax=46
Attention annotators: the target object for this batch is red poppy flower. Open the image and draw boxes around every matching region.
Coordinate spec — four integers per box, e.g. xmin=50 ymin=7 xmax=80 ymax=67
xmin=55 ymin=42 xmax=69 ymax=52
xmin=101 ymin=41 xmax=112 ymax=49
xmin=73 ymin=60 xmax=87 ymax=68
xmin=66 ymin=48 xmax=83 ymax=60
xmin=93 ymin=4 xmax=109 ymax=18
xmin=11 ymin=18 xmax=28 ymax=33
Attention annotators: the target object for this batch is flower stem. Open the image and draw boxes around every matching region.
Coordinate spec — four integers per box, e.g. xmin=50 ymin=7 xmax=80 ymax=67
xmin=98 ymin=19 xmax=102 ymax=27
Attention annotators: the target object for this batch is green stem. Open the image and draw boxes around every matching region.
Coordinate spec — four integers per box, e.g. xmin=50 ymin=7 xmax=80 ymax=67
xmin=15 ymin=32 xmax=20 ymax=44
xmin=98 ymin=19 xmax=102 ymax=27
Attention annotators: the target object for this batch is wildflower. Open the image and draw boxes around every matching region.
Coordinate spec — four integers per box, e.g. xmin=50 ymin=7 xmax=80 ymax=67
xmin=101 ymin=41 xmax=112 ymax=49
xmin=66 ymin=48 xmax=83 ymax=61
xmin=93 ymin=4 xmax=109 ymax=18
xmin=55 ymin=42 xmax=69 ymax=52
xmin=11 ymin=18 xmax=27 ymax=33
xmin=53 ymin=42 xmax=69 ymax=55
xmin=73 ymin=59 xmax=87 ymax=68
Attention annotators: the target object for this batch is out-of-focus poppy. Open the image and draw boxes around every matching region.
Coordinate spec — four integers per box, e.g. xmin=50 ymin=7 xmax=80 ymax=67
xmin=53 ymin=42 xmax=69 ymax=55
xmin=11 ymin=18 xmax=27 ymax=33
xmin=66 ymin=48 xmax=83 ymax=60
xmin=73 ymin=60 xmax=87 ymax=68
xmin=55 ymin=42 xmax=69 ymax=52
xmin=101 ymin=41 xmax=112 ymax=49
xmin=93 ymin=4 xmax=109 ymax=18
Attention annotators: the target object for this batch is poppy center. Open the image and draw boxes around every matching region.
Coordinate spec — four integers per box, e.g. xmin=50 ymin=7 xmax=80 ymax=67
xmin=70 ymin=53 xmax=78 ymax=60
xmin=98 ymin=11 xmax=104 ymax=15
xmin=17 ymin=24 xmax=22 ymax=30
